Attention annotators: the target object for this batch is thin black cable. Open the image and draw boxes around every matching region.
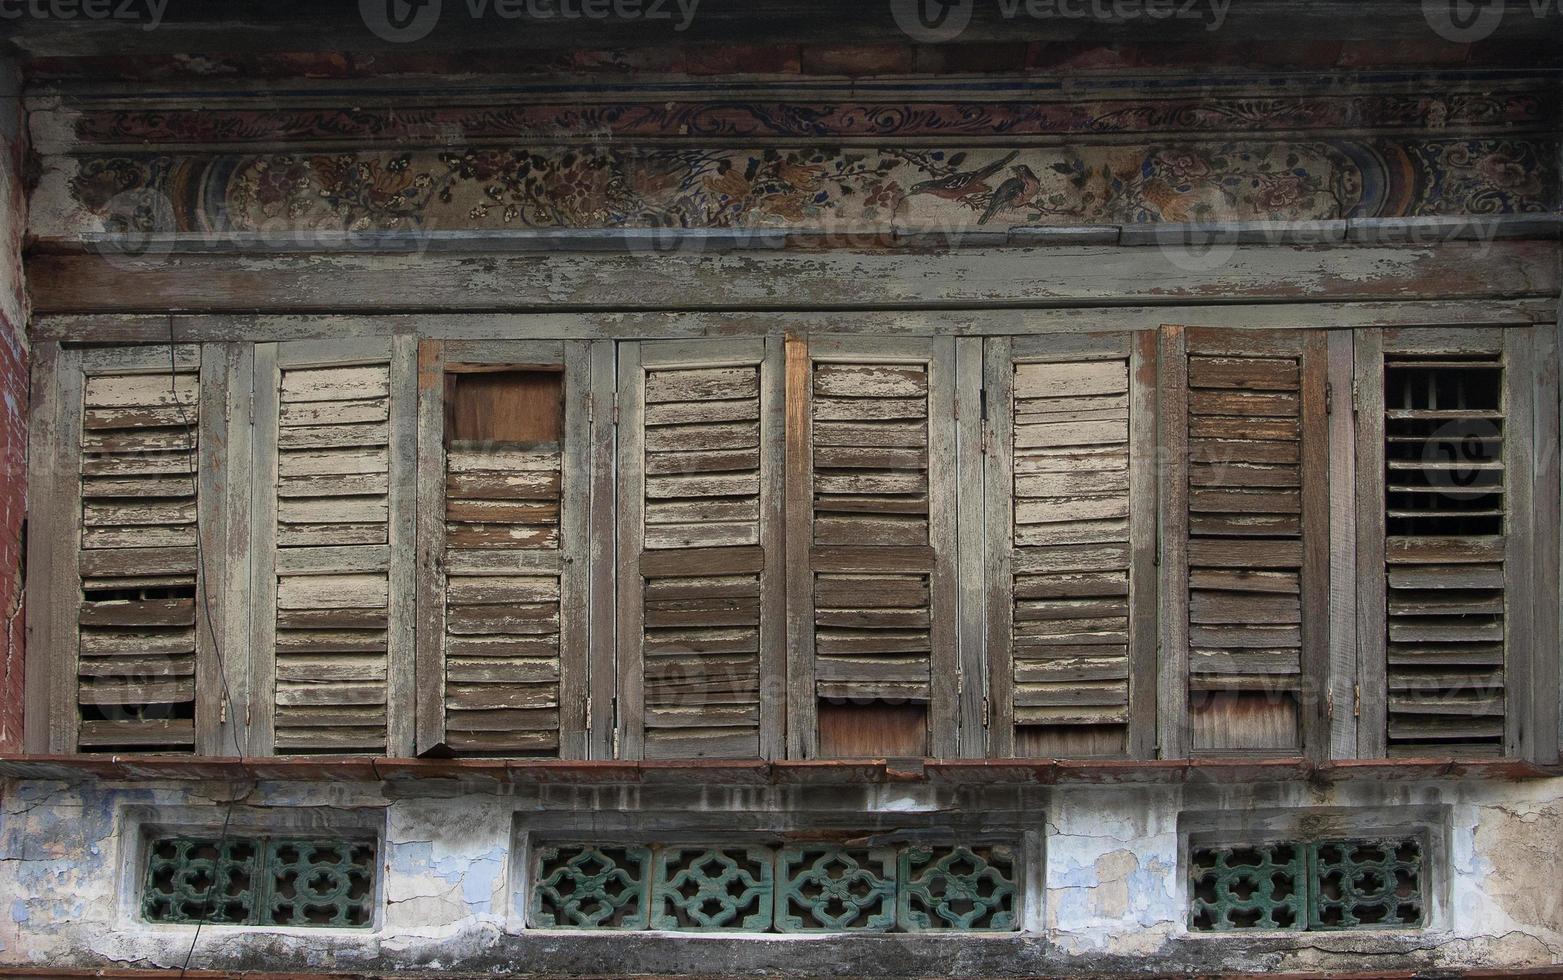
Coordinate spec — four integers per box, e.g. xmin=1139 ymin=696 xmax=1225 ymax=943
xmin=163 ymin=328 xmax=246 ymax=977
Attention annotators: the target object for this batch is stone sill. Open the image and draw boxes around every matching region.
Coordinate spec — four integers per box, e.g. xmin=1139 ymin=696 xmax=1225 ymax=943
xmin=0 ymin=754 xmax=1557 ymax=787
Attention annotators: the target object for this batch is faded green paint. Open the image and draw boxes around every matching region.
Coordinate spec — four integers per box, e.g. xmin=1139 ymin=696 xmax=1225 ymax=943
xmin=897 ymin=845 xmax=1019 ymax=931
xmin=141 ymin=836 xmax=375 ymax=929
xmin=650 ymin=846 xmax=773 ymax=931
xmin=1308 ymin=838 xmax=1424 ymax=930
xmin=530 ymin=844 xmax=651 ymax=930
xmin=775 ymin=844 xmax=897 ymax=932
xmin=1188 ymin=843 xmax=1306 ymax=931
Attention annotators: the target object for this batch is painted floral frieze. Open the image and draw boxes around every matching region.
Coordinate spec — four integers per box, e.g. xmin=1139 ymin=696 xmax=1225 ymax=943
xmin=60 ymin=138 xmax=1558 ymax=237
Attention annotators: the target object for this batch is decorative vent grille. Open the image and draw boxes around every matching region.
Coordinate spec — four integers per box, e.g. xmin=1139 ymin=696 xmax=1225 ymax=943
xmin=142 ymin=834 xmax=376 ymax=928
xmin=530 ymin=841 xmax=1019 ymax=933
xmin=1189 ymin=836 xmax=1424 ymax=932
xmin=1382 ymin=355 xmax=1506 ymax=756
xmin=272 ymin=363 xmax=394 ymax=754
xmin=77 ymin=364 xmax=201 ymax=752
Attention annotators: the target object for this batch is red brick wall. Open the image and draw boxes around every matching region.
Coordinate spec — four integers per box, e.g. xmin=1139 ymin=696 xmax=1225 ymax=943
xmin=0 ymin=58 xmax=27 ymax=753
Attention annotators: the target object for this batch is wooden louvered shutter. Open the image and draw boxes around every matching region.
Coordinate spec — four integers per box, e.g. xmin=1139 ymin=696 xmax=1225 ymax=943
xmin=29 ymin=343 xmax=247 ymax=755
xmin=983 ymin=332 xmax=1157 ymax=759
xmin=1160 ymin=327 xmax=1329 ymax=759
xmin=1356 ymin=327 xmax=1559 ymax=761
xmin=250 ymin=338 xmax=416 ymax=756
xmin=785 ymin=336 xmax=957 ymax=759
xmin=616 ymin=338 xmax=784 ymax=759
xmin=415 ymin=340 xmax=589 ymax=758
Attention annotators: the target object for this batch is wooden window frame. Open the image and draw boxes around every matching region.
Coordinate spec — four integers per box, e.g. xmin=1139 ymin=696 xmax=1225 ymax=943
xmin=25 ymin=342 xmax=249 ymax=756
xmin=414 ymin=339 xmax=592 ymax=759
xmin=981 ymin=331 xmax=1158 ymax=760
xmin=1157 ymin=326 xmax=1330 ymax=762
xmin=20 ymin=320 xmax=1560 ymax=765
xmin=1354 ymin=326 xmax=1561 ymax=764
xmin=613 ymin=336 xmax=785 ymax=761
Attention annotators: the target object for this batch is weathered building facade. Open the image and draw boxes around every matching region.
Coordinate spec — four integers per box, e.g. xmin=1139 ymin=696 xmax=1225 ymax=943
xmin=1 ymin=2 xmax=1563 ymax=975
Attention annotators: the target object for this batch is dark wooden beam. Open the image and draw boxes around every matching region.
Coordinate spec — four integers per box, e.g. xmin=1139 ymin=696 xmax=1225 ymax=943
xmin=5 ymin=0 xmax=1560 ymax=60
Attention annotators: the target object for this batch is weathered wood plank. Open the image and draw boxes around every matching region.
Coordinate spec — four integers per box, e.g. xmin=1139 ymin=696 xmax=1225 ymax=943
xmin=30 ymin=244 xmax=1559 ymax=313
xmin=1325 ymin=330 xmax=1359 ymax=760
xmin=1299 ymin=331 xmax=1331 ymax=764
xmin=784 ymin=334 xmax=816 ymax=759
xmin=616 ymin=342 xmax=646 ymax=759
xmin=557 ymin=340 xmax=590 ymax=759
xmin=759 ymin=335 xmax=787 ymax=761
xmin=1505 ymin=327 xmax=1536 ymax=759
xmin=928 ymin=335 xmax=959 ymax=759
xmin=1158 ymin=326 xmax=1190 ymax=759
xmin=1354 ymin=329 xmax=1387 ymax=759
xmin=247 ymin=343 xmax=280 ymax=756
xmin=1531 ymin=325 xmax=1561 ymax=764
xmin=955 ymin=337 xmax=986 ymax=757
xmin=1127 ymin=330 xmax=1159 ymax=760
xmin=415 ymin=340 xmax=448 ymax=755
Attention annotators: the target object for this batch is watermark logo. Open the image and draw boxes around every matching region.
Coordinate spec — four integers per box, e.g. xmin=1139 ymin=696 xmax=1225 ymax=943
xmin=360 ymin=0 xmax=443 ymax=43
xmin=890 ymin=0 xmax=1231 ymax=41
xmin=1422 ymin=417 xmax=1501 ymax=501
xmin=361 ymin=0 xmax=702 ymax=43
xmin=1421 ymin=0 xmax=1506 ymax=41
xmin=890 ymin=0 xmax=975 ymax=42
xmin=0 ymin=0 xmax=168 ymax=31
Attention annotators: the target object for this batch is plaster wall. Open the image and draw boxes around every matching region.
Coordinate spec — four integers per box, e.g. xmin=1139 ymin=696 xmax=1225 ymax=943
xmin=0 ymin=776 xmax=1559 ymax=976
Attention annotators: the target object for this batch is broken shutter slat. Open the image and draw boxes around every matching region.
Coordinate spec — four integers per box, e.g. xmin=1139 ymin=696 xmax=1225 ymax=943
xmin=69 ymin=345 xmax=205 ymax=753
xmin=618 ymin=338 xmax=782 ymax=760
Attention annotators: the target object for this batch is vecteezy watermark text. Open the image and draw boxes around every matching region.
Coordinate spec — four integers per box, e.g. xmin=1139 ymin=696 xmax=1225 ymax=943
xmin=891 ymin=0 xmax=1231 ymax=43
xmin=0 ymin=0 xmax=166 ymax=30
xmin=1422 ymin=0 xmax=1563 ymax=42
xmin=361 ymin=0 xmax=701 ymax=43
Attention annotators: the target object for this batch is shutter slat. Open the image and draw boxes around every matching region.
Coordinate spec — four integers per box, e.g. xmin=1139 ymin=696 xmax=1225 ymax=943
xmin=623 ymin=345 xmax=778 ymax=760
xmin=1176 ymin=330 xmax=1329 ymax=756
xmin=1006 ymin=353 xmax=1135 ymax=758
xmin=74 ymin=354 xmax=200 ymax=753
xmin=1381 ymin=353 xmax=1508 ymax=756
xmin=272 ymin=360 xmax=394 ymax=754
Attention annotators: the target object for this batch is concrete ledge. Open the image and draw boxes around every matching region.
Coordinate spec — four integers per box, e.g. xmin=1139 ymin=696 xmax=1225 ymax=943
xmin=0 ymin=753 xmax=1556 ymax=787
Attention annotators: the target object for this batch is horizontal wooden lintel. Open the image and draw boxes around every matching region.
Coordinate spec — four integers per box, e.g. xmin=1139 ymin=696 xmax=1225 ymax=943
xmin=1 ymin=752 xmax=1556 ymax=788
xmin=26 ymin=240 xmax=1560 ymax=315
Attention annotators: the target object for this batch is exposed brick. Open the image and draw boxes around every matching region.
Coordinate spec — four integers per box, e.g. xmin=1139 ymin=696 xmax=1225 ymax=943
xmin=800 ymin=44 xmax=914 ymax=76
